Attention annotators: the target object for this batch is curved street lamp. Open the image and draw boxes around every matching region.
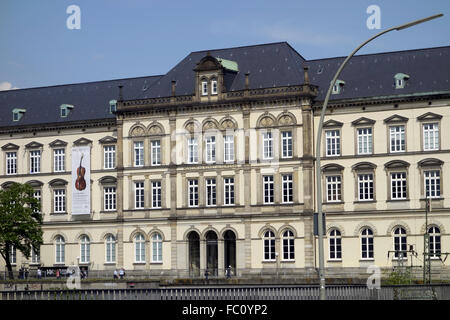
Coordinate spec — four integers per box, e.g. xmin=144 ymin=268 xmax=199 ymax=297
xmin=315 ymin=13 xmax=444 ymax=300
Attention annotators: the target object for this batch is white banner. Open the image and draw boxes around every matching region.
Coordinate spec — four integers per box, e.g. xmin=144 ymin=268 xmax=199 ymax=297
xmin=71 ymin=146 xmax=90 ymax=215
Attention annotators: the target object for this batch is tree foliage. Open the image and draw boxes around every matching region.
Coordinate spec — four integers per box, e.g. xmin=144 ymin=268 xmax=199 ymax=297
xmin=0 ymin=183 xmax=43 ymax=279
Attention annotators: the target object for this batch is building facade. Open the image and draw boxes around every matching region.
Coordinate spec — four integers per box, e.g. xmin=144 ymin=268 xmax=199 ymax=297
xmin=1 ymin=42 xmax=449 ymax=278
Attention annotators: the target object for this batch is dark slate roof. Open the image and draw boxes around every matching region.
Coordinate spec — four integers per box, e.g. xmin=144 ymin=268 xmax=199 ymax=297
xmin=0 ymin=75 xmax=162 ymax=128
xmin=143 ymin=42 xmax=307 ymax=98
xmin=307 ymin=46 xmax=450 ymax=101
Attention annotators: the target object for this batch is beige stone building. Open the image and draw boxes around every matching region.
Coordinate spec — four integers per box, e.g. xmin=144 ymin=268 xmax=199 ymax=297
xmin=1 ymin=42 xmax=449 ymax=278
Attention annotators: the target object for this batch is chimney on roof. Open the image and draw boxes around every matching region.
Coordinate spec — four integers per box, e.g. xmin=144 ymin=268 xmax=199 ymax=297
xmin=118 ymin=85 xmax=124 ymax=102
xmin=171 ymin=80 xmax=176 ymax=97
xmin=245 ymin=73 xmax=250 ymax=90
xmin=303 ymin=66 xmax=309 ymax=85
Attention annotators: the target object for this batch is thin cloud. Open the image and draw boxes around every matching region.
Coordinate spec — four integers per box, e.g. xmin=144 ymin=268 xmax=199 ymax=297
xmin=0 ymin=82 xmax=19 ymax=91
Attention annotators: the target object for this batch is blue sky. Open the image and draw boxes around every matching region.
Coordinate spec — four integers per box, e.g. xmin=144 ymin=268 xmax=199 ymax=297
xmin=0 ymin=0 xmax=449 ymax=90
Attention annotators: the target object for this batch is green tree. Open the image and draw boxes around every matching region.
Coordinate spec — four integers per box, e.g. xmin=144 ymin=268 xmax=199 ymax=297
xmin=0 ymin=183 xmax=43 ymax=279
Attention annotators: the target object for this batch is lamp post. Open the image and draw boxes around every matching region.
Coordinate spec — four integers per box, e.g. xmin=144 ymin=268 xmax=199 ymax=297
xmin=315 ymin=13 xmax=443 ymax=300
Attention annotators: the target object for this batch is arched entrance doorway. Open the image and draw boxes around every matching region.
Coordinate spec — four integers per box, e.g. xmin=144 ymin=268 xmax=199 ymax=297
xmin=205 ymin=231 xmax=218 ymax=276
xmin=188 ymin=231 xmax=200 ymax=277
xmin=224 ymin=230 xmax=236 ymax=274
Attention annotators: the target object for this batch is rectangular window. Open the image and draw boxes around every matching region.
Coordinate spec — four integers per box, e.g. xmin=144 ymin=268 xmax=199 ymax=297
xmin=53 ymin=148 xmax=65 ymax=172
xmin=206 ymin=178 xmax=216 ymax=206
xmin=187 ymin=137 xmax=198 ymax=164
xmin=282 ymin=174 xmax=293 ymax=203
xmin=205 ymin=136 xmax=216 ymax=163
xmin=423 ymin=123 xmax=439 ymax=151
xmin=33 ymin=190 xmax=41 ymax=213
xmin=391 ymin=172 xmax=407 ymax=200
xmin=104 ymin=145 xmax=116 ymax=169
xmin=134 ymin=141 xmax=144 ymax=167
xmin=151 ymin=140 xmax=161 ymax=166
xmin=30 ymin=150 xmax=41 ymax=173
xmin=9 ymin=245 xmax=16 ymax=264
xmin=188 ymin=180 xmax=199 ymax=207
xmin=325 ymin=130 xmax=340 ymax=156
xmin=326 ymin=175 xmax=342 ymax=202
xmin=224 ymin=177 xmax=235 ymax=205
xmin=211 ymin=80 xmax=218 ymax=95
xmin=281 ymin=131 xmax=293 ymax=158
xmin=262 ymin=132 xmax=273 ymax=159
xmin=31 ymin=246 xmax=40 ymax=264
xmin=425 ymin=170 xmax=441 ymax=199
xmin=358 ymin=174 xmax=374 ymax=201
xmin=151 ymin=181 xmax=162 ymax=208
xmin=6 ymin=152 xmax=17 ymax=175
xmin=357 ymin=128 xmax=373 ymax=155
xmin=224 ymin=135 xmax=234 ymax=162
xmin=104 ymin=187 xmax=117 ymax=211
xmin=263 ymin=176 xmax=274 ymax=204
xmin=201 ymin=81 xmax=208 ymax=96
xmin=54 ymin=189 xmax=66 ymax=213
xmin=390 ymin=125 xmax=405 ymax=152
xmin=134 ymin=182 xmax=145 ymax=209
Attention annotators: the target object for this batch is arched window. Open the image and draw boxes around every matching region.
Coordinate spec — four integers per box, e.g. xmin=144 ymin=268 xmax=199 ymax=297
xmin=393 ymin=227 xmax=407 ymax=259
xmin=361 ymin=228 xmax=374 ymax=259
xmin=135 ymin=233 xmax=146 ymax=263
xmin=105 ymin=234 xmax=116 ymax=263
xmin=329 ymin=229 xmax=342 ymax=260
xmin=55 ymin=236 xmax=65 ymax=264
xmin=263 ymin=230 xmax=276 ymax=261
xmin=80 ymin=235 xmax=90 ymax=263
xmin=429 ymin=226 xmax=441 ymax=258
xmin=282 ymin=230 xmax=295 ymax=260
xmin=151 ymin=233 xmax=163 ymax=263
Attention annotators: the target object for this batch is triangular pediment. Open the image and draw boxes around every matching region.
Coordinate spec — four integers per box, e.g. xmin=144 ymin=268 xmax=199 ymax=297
xmin=417 ymin=112 xmax=442 ymax=121
xmin=49 ymin=139 xmax=68 ymax=147
xmin=351 ymin=117 xmax=376 ymax=126
xmin=323 ymin=120 xmax=343 ymax=128
xmin=25 ymin=141 xmax=43 ymax=149
xmin=73 ymin=137 xmax=93 ymax=146
xmin=383 ymin=114 xmax=409 ymax=124
xmin=1 ymin=143 xmax=19 ymax=150
xmin=99 ymin=136 xmax=117 ymax=144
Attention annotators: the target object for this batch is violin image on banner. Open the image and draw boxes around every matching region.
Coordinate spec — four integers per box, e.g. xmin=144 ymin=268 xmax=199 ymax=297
xmin=75 ymin=153 xmax=86 ymax=191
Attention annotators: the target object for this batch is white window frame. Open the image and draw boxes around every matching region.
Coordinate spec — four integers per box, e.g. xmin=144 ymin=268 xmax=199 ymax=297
xmin=389 ymin=125 xmax=405 ymax=153
xmin=188 ymin=179 xmax=199 ymax=207
xmin=281 ymin=131 xmax=293 ymax=158
xmin=55 ymin=236 xmax=65 ymax=264
xmin=53 ymin=148 xmax=65 ymax=172
xmin=201 ymin=81 xmax=208 ymax=96
xmin=104 ymin=186 xmax=117 ymax=211
xmin=223 ymin=177 xmax=235 ymax=206
xmin=205 ymin=178 xmax=216 ymax=207
xmin=151 ymin=181 xmax=162 ymax=209
xmin=31 ymin=246 xmax=40 ymax=264
xmin=326 ymin=175 xmax=342 ymax=203
xmin=360 ymin=228 xmax=374 ymax=260
xmin=80 ymin=235 xmax=90 ymax=264
xmin=6 ymin=152 xmax=17 ymax=175
xmin=424 ymin=170 xmax=441 ymax=199
xmin=187 ymin=137 xmax=198 ymax=164
xmin=262 ymin=132 xmax=274 ymax=160
xmin=53 ymin=189 xmax=66 ymax=213
xmin=393 ymin=227 xmax=407 ymax=260
xmin=9 ymin=245 xmax=16 ymax=265
xmin=134 ymin=233 xmax=146 ymax=263
xmin=104 ymin=145 xmax=116 ymax=169
xmin=33 ymin=190 xmax=41 ymax=214
xmin=423 ymin=123 xmax=439 ymax=151
xmin=211 ymin=80 xmax=218 ymax=95
xmin=205 ymin=136 xmax=216 ymax=163
xmin=134 ymin=141 xmax=144 ymax=167
xmin=391 ymin=172 xmax=407 ymax=200
xmin=429 ymin=226 xmax=441 ymax=259
xmin=282 ymin=230 xmax=295 ymax=261
xmin=151 ymin=140 xmax=161 ymax=166
xmin=282 ymin=174 xmax=293 ymax=204
xmin=151 ymin=233 xmax=163 ymax=263
xmin=134 ymin=182 xmax=145 ymax=209
xmin=263 ymin=230 xmax=276 ymax=261
xmin=325 ymin=129 xmax=340 ymax=156
xmin=105 ymin=234 xmax=116 ymax=263
xmin=329 ymin=229 xmax=342 ymax=260
xmin=357 ymin=127 xmax=373 ymax=155
xmin=263 ymin=175 xmax=274 ymax=204
xmin=358 ymin=174 xmax=374 ymax=201
xmin=30 ymin=150 xmax=41 ymax=174
xmin=224 ymin=135 xmax=234 ymax=162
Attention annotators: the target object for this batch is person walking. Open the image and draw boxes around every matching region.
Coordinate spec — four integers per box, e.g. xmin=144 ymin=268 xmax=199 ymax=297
xmin=113 ymin=269 xmax=118 ymax=280
xmin=226 ymin=266 xmax=232 ymax=279
xmin=119 ymin=268 xmax=125 ymax=280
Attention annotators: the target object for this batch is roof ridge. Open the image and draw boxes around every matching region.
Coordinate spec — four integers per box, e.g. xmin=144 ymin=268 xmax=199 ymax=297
xmin=306 ymin=45 xmax=450 ymax=62
xmin=190 ymin=41 xmax=289 ymax=54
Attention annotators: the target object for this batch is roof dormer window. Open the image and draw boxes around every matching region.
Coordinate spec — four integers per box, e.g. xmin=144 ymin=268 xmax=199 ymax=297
xmin=60 ymin=104 xmax=74 ymax=118
xmin=12 ymin=108 xmax=26 ymax=122
xmin=332 ymin=80 xmax=345 ymax=94
xmin=211 ymin=79 xmax=218 ymax=95
xmin=394 ymin=73 xmax=409 ymax=89
xmin=109 ymin=100 xmax=117 ymax=113
xmin=201 ymin=80 xmax=208 ymax=96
